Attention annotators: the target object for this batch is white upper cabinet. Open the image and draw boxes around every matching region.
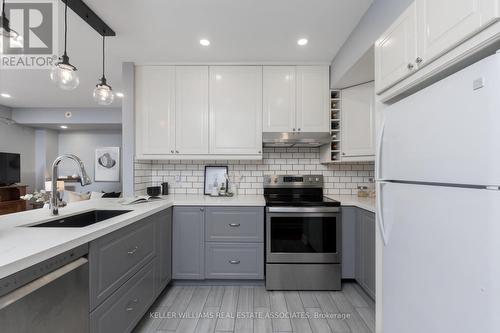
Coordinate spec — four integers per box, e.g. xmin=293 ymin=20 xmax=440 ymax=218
xmin=175 ymin=66 xmax=209 ymax=155
xmin=296 ymin=66 xmax=330 ymax=132
xmin=376 ymin=0 xmax=500 ymax=96
xmin=209 ymin=66 xmax=263 ymax=155
xmin=416 ymin=0 xmax=498 ymax=66
xmin=135 ymin=66 xmax=176 ymax=155
xmin=341 ymin=82 xmax=375 ymax=159
xmin=375 ymin=2 xmax=418 ymax=94
xmin=263 ymin=66 xmax=296 ymax=132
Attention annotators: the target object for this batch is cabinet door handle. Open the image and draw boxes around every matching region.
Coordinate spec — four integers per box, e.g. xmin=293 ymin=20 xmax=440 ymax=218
xmin=407 ymin=63 xmax=414 ymax=70
xmin=228 ymin=223 xmax=240 ymax=227
xmin=176 ymin=150 xmax=179 ymax=154
xmin=228 ymin=260 xmax=240 ymax=264
xmin=200 ymin=208 xmax=205 ymax=212
xmin=292 ymin=128 xmax=296 ymax=132
xmin=416 ymin=57 xmax=423 ymax=64
xmin=298 ymin=128 xmax=301 ymax=131
xmin=127 ymin=246 xmax=139 ymax=255
xmin=171 ymin=150 xmax=174 ymax=154
xmin=125 ymin=298 xmax=139 ymax=312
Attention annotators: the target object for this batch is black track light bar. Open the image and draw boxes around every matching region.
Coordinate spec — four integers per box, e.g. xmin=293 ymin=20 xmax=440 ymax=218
xmin=61 ymin=0 xmax=115 ymax=36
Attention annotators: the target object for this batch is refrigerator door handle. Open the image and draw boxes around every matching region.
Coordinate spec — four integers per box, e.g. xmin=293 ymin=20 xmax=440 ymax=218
xmin=376 ymin=120 xmax=386 ymax=181
xmin=376 ymin=181 xmax=389 ymax=245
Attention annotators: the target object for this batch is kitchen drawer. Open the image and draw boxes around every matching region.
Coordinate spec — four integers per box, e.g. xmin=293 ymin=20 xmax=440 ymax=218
xmin=90 ymin=260 xmax=156 ymax=333
xmin=205 ymin=242 xmax=264 ymax=279
xmin=205 ymin=207 xmax=264 ymax=242
xmin=90 ymin=219 xmax=156 ymax=309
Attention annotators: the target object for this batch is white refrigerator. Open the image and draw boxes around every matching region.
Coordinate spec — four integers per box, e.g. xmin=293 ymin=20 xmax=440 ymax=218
xmin=377 ymin=53 xmax=500 ymax=333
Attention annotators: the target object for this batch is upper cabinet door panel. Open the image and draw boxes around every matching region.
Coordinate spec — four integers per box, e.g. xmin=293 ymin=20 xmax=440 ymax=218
xmin=175 ymin=66 xmax=209 ymax=154
xmin=417 ymin=0 xmax=498 ymax=66
xmin=135 ymin=66 xmax=175 ymax=155
xmin=209 ymin=66 xmax=263 ymax=155
xmin=296 ymin=66 xmax=329 ymax=133
xmin=263 ymin=66 xmax=296 ymax=132
xmin=375 ymin=2 xmax=418 ymax=94
xmin=341 ymin=82 xmax=375 ymax=158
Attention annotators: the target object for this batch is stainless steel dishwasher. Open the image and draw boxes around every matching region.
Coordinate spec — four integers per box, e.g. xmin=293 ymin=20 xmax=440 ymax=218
xmin=0 ymin=245 xmax=89 ymax=333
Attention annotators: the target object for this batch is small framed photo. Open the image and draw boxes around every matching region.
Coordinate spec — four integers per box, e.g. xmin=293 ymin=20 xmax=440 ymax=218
xmin=95 ymin=147 xmax=120 ymax=182
xmin=204 ymin=166 xmax=228 ymax=195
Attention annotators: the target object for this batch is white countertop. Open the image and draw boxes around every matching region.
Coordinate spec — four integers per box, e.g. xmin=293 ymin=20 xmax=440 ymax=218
xmin=0 ymin=194 xmax=375 ymax=279
xmin=327 ymin=195 xmax=376 ymax=213
xmin=168 ymin=194 xmax=266 ymax=206
xmin=0 ymin=195 xmax=265 ymax=279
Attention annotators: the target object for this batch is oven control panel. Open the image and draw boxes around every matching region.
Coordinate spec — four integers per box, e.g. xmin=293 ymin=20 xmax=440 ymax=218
xmin=264 ymin=174 xmax=323 ymax=188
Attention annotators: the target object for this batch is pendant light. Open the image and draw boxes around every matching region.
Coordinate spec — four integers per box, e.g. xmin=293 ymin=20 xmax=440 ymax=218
xmin=93 ymin=33 xmax=114 ymax=105
xmin=0 ymin=0 xmax=22 ymax=45
xmin=50 ymin=0 xmax=79 ymax=90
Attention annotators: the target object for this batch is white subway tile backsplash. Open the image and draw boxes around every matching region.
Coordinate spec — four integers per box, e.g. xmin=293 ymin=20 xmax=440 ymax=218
xmin=134 ymin=148 xmax=374 ymax=195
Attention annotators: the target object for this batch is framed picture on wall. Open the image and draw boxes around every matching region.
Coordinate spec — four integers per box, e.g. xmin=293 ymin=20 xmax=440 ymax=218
xmin=204 ymin=165 xmax=228 ymax=195
xmin=95 ymin=147 xmax=120 ymax=182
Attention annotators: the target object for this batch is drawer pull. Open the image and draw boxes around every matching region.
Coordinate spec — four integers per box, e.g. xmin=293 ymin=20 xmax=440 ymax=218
xmin=125 ymin=298 xmax=139 ymax=312
xmin=127 ymin=246 xmax=139 ymax=255
xmin=228 ymin=260 xmax=240 ymax=265
xmin=228 ymin=223 xmax=240 ymax=227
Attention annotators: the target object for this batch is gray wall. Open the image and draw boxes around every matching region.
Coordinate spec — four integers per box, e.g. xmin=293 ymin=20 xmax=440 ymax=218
xmin=330 ymin=0 xmax=413 ymax=87
xmin=58 ymin=130 xmax=122 ymax=193
xmin=34 ymin=129 xmax=59 ymax=190
xmin=0 ymin=105 xmax=37 ymax=191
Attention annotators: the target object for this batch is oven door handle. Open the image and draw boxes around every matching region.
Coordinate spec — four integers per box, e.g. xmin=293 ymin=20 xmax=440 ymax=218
xmin=267 ymin=207 xmax=340 ymax=213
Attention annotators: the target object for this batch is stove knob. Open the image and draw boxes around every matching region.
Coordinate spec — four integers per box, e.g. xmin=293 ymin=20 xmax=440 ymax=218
xmin=315 ymin=177 xmax=319 ymax=181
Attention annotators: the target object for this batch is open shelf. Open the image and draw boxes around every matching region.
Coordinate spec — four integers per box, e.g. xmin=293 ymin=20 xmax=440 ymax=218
xmin=320 ymin=89 xmax=343 ymax=163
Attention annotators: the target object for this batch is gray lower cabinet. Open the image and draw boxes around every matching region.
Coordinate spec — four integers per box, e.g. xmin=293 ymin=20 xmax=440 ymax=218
xmin=341 ymin=207 xmax=357 ymax=279
xmin=205 ymin=207 xmax=264 ymax=242
xmin=205 ymin=242 xmax=264 ymax=279
xmin=172 ymin=207 xmax=205 ymax=279
xmin=173 ymin=206 xmax=264 ymax=280
xmin=89 ymin=208 xmax=172 ymax=333
xmin=90 ymin=260 xmax=156 ymax=333
xmin=89 ymin=217 xmax=157 ymax=310
xmin=204 ymin=207 xmax=264 ymax=279
xmin=155 ymin=208 xmax=172 ymax=294
xmin=355 ymin=208 xmax=376 ymax=299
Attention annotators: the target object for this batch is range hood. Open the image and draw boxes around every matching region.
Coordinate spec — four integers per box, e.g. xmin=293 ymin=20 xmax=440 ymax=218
xmin=262 ymin=132 xmax=331 ymax=148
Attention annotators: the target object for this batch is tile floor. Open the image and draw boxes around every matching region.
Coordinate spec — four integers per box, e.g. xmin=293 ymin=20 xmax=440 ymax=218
xmin=133 ymin=282 xmax=374 ymax=333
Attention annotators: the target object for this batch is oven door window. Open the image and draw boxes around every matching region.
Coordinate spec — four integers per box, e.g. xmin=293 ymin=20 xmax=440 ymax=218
xmin=270 ymin=215 xmax=338 ymax=253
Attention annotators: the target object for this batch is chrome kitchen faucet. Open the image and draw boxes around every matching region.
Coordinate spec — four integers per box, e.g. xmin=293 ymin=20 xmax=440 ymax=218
xmin=50 ymin=154 xmax=92 ymax=215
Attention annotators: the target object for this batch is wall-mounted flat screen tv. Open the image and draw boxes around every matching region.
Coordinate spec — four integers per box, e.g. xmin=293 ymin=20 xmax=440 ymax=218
xmin=0 ymin=152 xmax=21 ymax=186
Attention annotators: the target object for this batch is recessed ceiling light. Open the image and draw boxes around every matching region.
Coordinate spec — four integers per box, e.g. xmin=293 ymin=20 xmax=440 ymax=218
xmin=116 ymin=92 xmax=124 ymax=98
xmin=297 ymin=38 xmax=308 ymax=46
xmin=199 ymin=39 xmax=210 ymax=46
xmin=60 ymin=125 xmax=68 ymax=129
xmin=0 ymin=93 xmax=11 ymax=98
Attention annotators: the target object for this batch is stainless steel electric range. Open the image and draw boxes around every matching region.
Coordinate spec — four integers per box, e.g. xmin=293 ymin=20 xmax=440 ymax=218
xmin=264 ymin=175 xmax=342 ymax=290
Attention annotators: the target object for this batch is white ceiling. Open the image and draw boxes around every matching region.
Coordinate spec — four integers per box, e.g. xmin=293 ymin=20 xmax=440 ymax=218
xmin=0 ymin=0 xmax=373 ymax=108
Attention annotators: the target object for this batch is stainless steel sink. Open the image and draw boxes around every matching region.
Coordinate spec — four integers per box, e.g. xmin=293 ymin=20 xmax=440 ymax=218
xmin=29 ymin=210 xmax=132 ymax=228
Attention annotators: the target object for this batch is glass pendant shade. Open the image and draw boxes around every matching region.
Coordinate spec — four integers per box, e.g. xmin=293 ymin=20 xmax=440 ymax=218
xmin=50 ymin=60 xmax=79 ymax=90
xmin=93 ymin=34 xmax=114 ymax=105
xmin=50 ymin=0 xmax=79 ymax=90
xmin=93 ymin=79 xmax=114 ymax=105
